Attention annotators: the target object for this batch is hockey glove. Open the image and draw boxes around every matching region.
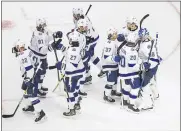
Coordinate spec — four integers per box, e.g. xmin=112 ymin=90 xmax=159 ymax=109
xmin=143 ymin=62 xmax=151 ymax=71
xmin=53 ymin=31 xmax=63 ymax=38
xmin=86 ymin=36 xmax=94 ymax=44
xmin=117 ymin=34 xmax=125 ymax=42
xmin=24 ymin=77 xmax=34 ymax=89
xmin=56 ymin=61 xmax=62 ymax=70
xmin=51 ymin=39 xmax=63 ymax=50
xmin=113 ymin=55 xmax=121 ymax=63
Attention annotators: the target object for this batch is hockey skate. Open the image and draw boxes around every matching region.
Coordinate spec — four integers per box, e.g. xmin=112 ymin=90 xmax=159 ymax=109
xmin=63 ymin=109 xmax=76 ymax=117
xmin=35 ymin=110 xmax=47 ymax=123
xmin=37 ymin=89 xmax=47 ymax=98
xmin=78 ymin=90 xmax=87 ymax=97
xmin=97 ymin=70 xmax=106 ymax=78
xmin=127 ymin=104 xmax=140 ymax=113
xmin=84 ymin=75 xmax=92 ymax=85
xmin=111 ymin=90 xmax=122 ymax=97
xmin=22 ymin=105 xmax=35 ymax=113
xmin=103 ymin=92 xmax=115 ymax=103
xmin=41 ymin=86 xmax=48 ymax=92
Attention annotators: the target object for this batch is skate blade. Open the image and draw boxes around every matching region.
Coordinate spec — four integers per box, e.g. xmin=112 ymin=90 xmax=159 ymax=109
xmin=34 ymin=115 xmax=47 ymax=124
xmin=22 ymin=111 xmax=35 ymax=115
xmin=98 ymin=74 xmax=106 ymax=78
xmin=62 ymin=114 xmax=77 ymax=119
xmin=38 ymin=95 xmax=47 ymax=98
xmin=84 ymin=82 xmax=92 ymax=85
xmin=126 ymin=108 xmax=140 ymax=114
xmin=141 ymin=107 xmax=154 ymax=112
xmin=79 ymin=95 xmax=87 ymax=98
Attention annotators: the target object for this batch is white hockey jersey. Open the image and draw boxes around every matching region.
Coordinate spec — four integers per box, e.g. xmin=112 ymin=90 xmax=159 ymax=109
xmin=118 ymin=45 xmax=141 ymax=78
xmin=102 ymin=40 xmax=119 ymax=71
xmin=17 ymin=49 xmax=34 ymax=79
xmin=120 ymin=26 xmax=139 ymax=44
xmin=74 ymin=16 xmax=99 ymax=49
xmin=62 ymin=46 xmax=85 ymax=77
xmin=138 ymin=39 xmax=160 ymax=69
xmin=29 ymin=29 xmax=53 ymax=59
xmin=67 ymin=30 xmax=87 ymax=50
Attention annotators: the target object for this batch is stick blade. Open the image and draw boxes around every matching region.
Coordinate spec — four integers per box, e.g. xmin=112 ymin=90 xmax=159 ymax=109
xmin=2 ymin=114 xmax=14 ymax=118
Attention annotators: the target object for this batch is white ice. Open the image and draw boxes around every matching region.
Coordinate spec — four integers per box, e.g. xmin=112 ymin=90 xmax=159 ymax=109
xmin=2 ymin=2 xmax=180 ymax=131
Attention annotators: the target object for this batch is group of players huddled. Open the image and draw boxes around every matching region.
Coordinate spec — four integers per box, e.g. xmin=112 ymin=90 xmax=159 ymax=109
xmin=11 ymin=7 xmax=162 ymax=122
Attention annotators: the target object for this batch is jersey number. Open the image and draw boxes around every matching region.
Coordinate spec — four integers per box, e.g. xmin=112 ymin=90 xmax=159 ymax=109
xmin=105 ymin=47 xmax=111 ymax=52
xmin=130 ymin=55 xmax=136 ymax=60
xmin=120 ymin=55 xmax=125 ymax=67
xmin=70 ymin=55 xmax=76 ymax=60
xmin=33 ymin=56 xmax=39 ymax=67
xmin=38 ymin=39 xmax=43 ymax=44
xmin=22 ymin=58 xmax=27 ymax=64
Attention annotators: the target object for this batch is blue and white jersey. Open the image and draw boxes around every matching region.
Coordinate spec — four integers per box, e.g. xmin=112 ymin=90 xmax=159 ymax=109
xmin=138 ymin=39 xmax=161 ymax=69
xmin=74 ymin=16 xmax=99 ymax=50
xmin=29 ymin=29 xmax=53 ymax=59
xmin=102 ymin=39 xmax=119 ymax=71
xmin=62 ymin=46 xmax=85 ymax=77
xmin=119 ymin=26 xmax=139 ymax=43
xmin=17 ymin=49 xmax=34 ymax=79
xmin=118 ymin=45 xmax=141 ymax=78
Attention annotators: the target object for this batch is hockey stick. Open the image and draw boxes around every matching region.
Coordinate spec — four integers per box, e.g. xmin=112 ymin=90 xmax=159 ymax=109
xmin=2 ymin=62 xmax=42 ymax=118
xmin=53 ymin=36 xmax=61 ymax=82
xmin=140 ymin=14 xmax=149 ymax=29
xmin=85 ymin=4 xmax=92 ymax=16
xmin=138 ymin=39 xmax=154 ymax=97
xmin=52 ymin=56 xmax=65 ymax=92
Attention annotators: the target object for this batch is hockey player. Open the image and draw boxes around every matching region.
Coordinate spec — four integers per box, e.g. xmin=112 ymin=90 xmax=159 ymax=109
xmin=13 ymin=40 xmax=46 ymax=122
xmin=102 ymin=27 xmax=121 ymax=102
xmin=137 ymin=28 xmax=162 ymax=110
xmin=28 ymin=18 xmax=62 ymax=97
xmin=67 ymin=26 xmax=88 ymax=97
xmin=72 ymin=8 xmax=106 ymax=84
xmin=116 ymin=16 xmax=143 ymax=112
xmin=56 ymin=32 xmax=86 ymax=117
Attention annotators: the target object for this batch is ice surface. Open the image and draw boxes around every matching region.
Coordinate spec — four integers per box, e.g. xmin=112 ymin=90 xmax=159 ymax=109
xmin=2 ymin=2 xmax=180 ymax=131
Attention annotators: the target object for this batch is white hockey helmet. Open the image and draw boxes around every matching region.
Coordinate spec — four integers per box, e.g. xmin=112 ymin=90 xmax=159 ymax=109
xmin=73 ymin=8 xmax=84 ymax=20
xmin=107 ymin=27 xmax=118 ymax=40
xmin=15 ymin=39 xmax=26 ymax=51
xmin=126 ymin=16 xmax=138 ymax=24
xmin=72 ymin=8 xmax=84 ymax=15
xmin=36 ymin=18 xmax=46 ymax=32
xmin=126 ymin=16 xmax=138 ymax=31
xmin=69 ymin=32 xmax=80 ymax=46
xmin=77 ymin=19 xmax=88 ymax=33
